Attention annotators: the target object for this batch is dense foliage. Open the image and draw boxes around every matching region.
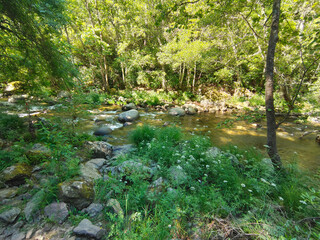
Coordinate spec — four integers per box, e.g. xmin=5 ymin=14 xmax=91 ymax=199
xmin=95 ymin=125 xmax=320 ymax=239
xmin=1 ymin=0 xmax=319 ymax=103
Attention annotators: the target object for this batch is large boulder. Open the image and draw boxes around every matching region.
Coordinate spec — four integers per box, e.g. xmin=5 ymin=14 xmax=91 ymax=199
xmin=168 ymin=107 xmax=185 ymax=116
xmin=1 ymin=163 xmax=32 ymax=186
xmin=122 ymin=103 xmax=137 ymax=111
xmin=93 ymin=126 xmax=113 ymax=136
xmin=85 ymin=141 xmax=113 ymax=159
xmin=58 ymin=179 xmax=94 ymax=210
xmin=73 ymin=219 xmax=106 ymax=239
xmin=118 ymin=110 xmax=139 ymax=123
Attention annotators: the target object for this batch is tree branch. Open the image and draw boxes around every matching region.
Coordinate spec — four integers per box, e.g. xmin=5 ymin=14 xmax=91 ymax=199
xmin=276 ymin=51 xmax=320 ymax=129
xmin=239 ymin=13 xmax=264 ymax=40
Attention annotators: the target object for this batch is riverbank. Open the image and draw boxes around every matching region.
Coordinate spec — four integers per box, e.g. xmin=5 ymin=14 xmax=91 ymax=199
xmin=0 ymin=101 xmax=320 ymax=239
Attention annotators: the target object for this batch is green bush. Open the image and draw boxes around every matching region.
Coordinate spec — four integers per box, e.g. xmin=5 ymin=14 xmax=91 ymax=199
xmin=0 ymin=113 xmax=26 ymax=140
xmin=95 ymin=126 xmax=319 ymax=239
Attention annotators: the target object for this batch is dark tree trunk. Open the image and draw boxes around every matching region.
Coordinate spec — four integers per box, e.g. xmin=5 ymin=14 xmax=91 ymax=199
xmin=265 ymin=0 xmax=282 ymax=170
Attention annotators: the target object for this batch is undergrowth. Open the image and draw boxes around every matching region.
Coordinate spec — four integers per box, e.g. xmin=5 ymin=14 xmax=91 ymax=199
xmin=94 ymin=125 xmax=320 ymax=239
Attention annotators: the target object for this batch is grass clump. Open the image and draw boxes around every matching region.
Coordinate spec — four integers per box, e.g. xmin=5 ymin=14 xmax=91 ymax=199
xmin=95 ymin=125 xmax=320 ymax=239
xmin=0 ymin=113 xmax=26 ymax=141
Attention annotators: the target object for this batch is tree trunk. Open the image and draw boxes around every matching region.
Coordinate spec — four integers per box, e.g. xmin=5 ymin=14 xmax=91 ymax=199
xmin=265 ymin=0 xmax=282 ymax=170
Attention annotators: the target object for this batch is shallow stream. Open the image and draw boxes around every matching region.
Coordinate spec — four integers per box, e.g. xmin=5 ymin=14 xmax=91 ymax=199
xmin=1 ymin=100 xmax=319 ymax=172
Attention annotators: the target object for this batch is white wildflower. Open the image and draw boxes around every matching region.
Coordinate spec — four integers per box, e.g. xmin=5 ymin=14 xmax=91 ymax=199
xmin=206 ymin=165 xmax=210 ymax=168
xmin=223 ymin=180 xmax=228 ymax=183
xmin=190 ymin=187 xmax=195 ymax=191
xmin=241 ymin=183 xmax=246 ymax=188
xmin=168 ymin=224 xmax=172 ymax=228
xmin=260 ymin=178 xmax=268 ymax=183
xmin=279 ymin=196 xmax=284 ymax=201
xmin=299 ymin=200 xmax=307 ymax=205
xmin=248 ymin=189 xmax=253 ymax=193
xmin=204 ymin=174 xmax=208 ymax=177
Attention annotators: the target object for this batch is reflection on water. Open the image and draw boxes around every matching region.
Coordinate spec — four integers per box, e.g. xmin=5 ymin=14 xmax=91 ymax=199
xmin=1 ymin=100 xmax=319 ymax=172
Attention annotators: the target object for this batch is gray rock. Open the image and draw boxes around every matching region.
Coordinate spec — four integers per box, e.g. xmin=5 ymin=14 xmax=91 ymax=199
xmin=94 ymin=126 xmax=113 ymax=136
xmin=7 ymin=95 xmax=28 ymax=103
xmin=148 ymin=177 xmax=165 ymax=195
xmin=1 ymin=163 xmax=32 ymax=186
xmin=0 ymin=207 xmax=21 ymax=223
xmin=112 ymin=145 xmax=133 ymax=158
xmin=24 ymin=190 xmax=45 ymax=222
xmin=168 ymin=166 xmax=188 ymax=186
xmin=85 ymin=158 xmax=109 ymax=170
xmin=58 ymin=179 xmax=94 ymax=210
xmin=82 ymin=203 xmax=104 ymax=218
xmin=118 ymin=109 xmax=139 ymax=123
xmin=261 ymin=158 xmax=275 ymax=174
xmin=73 ymin=219 xmax=106 ymax=239
xmin=168 ymin=107 xmax=185 ymax=116
xmin=57 ymin=91 xmax=71 ymax=98
xmin=10 ymin=232 xmax=25 ymax=240
xmin=85 ymin=141 xmax=113 ymax=159
xmin=25 ymin=228 xmax=34 ymax=239
xmin=122 ymin=103 xmax=137 ymax=111
xmin=80 ymin=164 xmax=102 ymax=180
xmin=0 ymin=188 xmax=18 ymax=201
xmin=107 ymin=160 xmax=152 ymax=178
xmin=185 ymin=106 xmax=197 ymax=115
xmin=106 ymin=199 xmax=123 ymax=216
xmin=206 ymin=147 xmax=221 ymax=158
xmin=44 ymin=202 xmax=69 ymax=223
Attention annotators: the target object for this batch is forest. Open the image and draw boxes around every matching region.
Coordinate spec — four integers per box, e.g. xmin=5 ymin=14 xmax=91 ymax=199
xmin=0 ymin=0 xmax=320 ymax=239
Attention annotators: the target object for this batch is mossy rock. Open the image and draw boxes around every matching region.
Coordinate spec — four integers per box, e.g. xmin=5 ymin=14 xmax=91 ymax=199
xmin=1 ymin=163 xmax=32 ymax=186
xmin=25 ymin=143 xmax=51 ymax=165
xmin=58 ymin=179 xmax=94 ymax=210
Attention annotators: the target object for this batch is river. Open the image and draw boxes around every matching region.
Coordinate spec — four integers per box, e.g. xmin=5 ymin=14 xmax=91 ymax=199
xmin=1 ymin=100 xmax=319 ymax=172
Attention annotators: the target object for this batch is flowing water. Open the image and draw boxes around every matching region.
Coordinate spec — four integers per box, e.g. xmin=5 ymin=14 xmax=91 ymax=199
xmin=1 ymin=100 xmax=319 ymax=172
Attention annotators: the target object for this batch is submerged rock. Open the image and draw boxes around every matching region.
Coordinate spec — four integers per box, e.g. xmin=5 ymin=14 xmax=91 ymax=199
xmin=168 ymin=107 xmax=185 ymax=116
xmin=184 ymin=106 xmax=197 ymax=115
xmin=58 ymin=179 xmax=94 ymax=210
xmin=122 ymin=103 xmax=137 ymax=111
xmin=118 ymin=109 xmax=139 ymax=123
xmin=94 ymin=126 xmax=113 ymax=136
xmin=2 ymin=163 xmax=32 ymax=186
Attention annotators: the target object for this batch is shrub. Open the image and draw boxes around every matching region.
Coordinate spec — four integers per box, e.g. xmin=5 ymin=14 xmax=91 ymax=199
xmin=0 ymin=113 xmax=26 ymax=140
